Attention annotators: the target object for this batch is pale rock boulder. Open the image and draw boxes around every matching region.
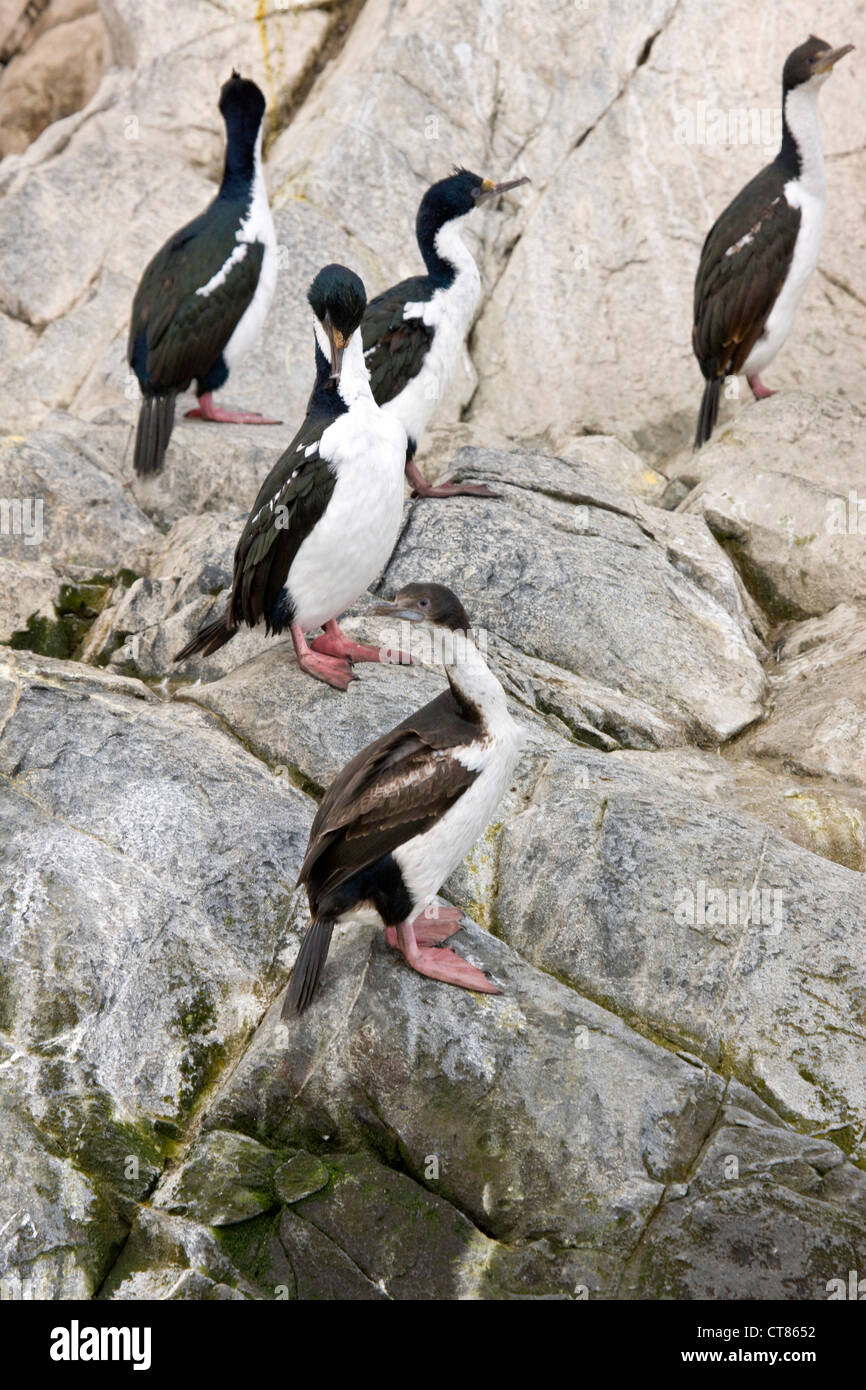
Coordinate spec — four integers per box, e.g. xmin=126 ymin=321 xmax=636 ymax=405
xmin=0 ymin=0 xmax=104 ymax=158
xmin=0 ymin=420 xmax=157 ymax=571
xmin=675 ymin=393 xmax=866 ymax=619
xmin=0 ymin=556 xmax=60 ymax=638
xmin=733 ymin=602 xmax=866 ymax=791
xmin=611 ymin=745 xmax=866 ymax=873
xmin=488 ymin=744 xmax=866 ymax=1163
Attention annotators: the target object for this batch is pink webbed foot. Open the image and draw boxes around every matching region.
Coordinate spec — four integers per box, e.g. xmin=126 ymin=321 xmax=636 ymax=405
xmin=297 ymin=649 xmax=356 ymax=690
xmin=186 ymin=392 xmax=282 ymax=425
xmin=747 ymin=374 xmax=776 ymax=401
xmin=385 ymin=904 xmax=465 ymax=950
xmin=310 ymin=619 xmax=411 ymax=666
xmin=291 ymin=621 xmax=356 ymax=690
xmin=405 ymin=459 xmax=498 ymax=500
xmin=394 ymin=919 xmax=499 ymax=995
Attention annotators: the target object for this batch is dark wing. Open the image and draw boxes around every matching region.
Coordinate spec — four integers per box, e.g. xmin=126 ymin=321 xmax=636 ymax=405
xmin=128 ymin=202 xmax=264 ymax=392
xmin=299 ymin=689 xmax=481 ymax=907
xmin=693 ymin=166 xmax=800 ymax=379
xmin=361 ymin=276 xmax=435 ymax=407
xmin=228 ymin=407 xmax=338 ymax=631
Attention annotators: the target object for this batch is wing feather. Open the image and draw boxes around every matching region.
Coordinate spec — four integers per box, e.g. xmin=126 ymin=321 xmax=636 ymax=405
xmin=362 ymin=277 xmax=435 ymax=407
xmin=299 ymin=690 xmax=482 ymax=907
xmin=693 ymin=165 xmax=800 ymax=379
xmin=129 ymin=201 xmax=265 ymax=391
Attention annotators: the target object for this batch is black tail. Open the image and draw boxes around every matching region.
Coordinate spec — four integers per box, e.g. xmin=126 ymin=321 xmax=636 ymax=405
xmin=694 ymin=376 xmax=721 ymax=450
xmin=134 ymin=393 xmax=177 ymax=476
xmin=173 ymin=611 xmax=236 ymax=663
xmin=283 ymin=919 xmax=335 ymax=1016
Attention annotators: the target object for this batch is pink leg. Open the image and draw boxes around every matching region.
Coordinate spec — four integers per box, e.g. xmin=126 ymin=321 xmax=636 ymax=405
xmin=747 ymin=374 xmax=776 ymax=401
xmin=385 ymin=904 xmax=465 ymax=949
xmin=309 ymin=618 xmax=406 ymax=666
xmin=405 ymin=458 xmax=497 ymax=500
xmin=393 ymin=918 xmax=499 ymax=995
xmin=291 ymin=622 xmax=355 ymax=690
xmin=186 ymin=391 xmax=282 ymax=425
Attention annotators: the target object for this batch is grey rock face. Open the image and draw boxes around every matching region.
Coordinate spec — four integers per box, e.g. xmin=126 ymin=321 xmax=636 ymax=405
xmin=383 ymin=447 xmax=766 ymax=743
xmin=676 ymin=395 xmax=866 ymax=620
xmin=2 ymin=0 xmax=865 ymax=1305
xmin=492 ymin=744 xmax=866 ymax=1164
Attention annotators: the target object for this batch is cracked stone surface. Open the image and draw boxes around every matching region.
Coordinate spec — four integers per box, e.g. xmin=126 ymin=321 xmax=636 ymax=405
xmin=1 ymin=0 xmax=865 ymax=1302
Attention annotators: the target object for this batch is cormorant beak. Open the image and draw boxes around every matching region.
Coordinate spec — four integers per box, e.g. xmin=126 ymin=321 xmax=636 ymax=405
xmin=476 ymin=176 xmax=531 ymax=202
xmin=370 ymin=599 xmax=425 ymax=623
xmin=324 ymin=313 xmax=348 ymax=378
xmin=815 ymin=44 xmax=854 ymax=73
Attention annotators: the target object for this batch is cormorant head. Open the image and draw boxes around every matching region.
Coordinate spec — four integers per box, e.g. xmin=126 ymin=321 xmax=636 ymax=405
xmin=372 ymin=583 xmax=471 ymax=634
xmin=307 ymin=264 xmax=367 ymax=379
xmin=417 ymin=167 xmax=530 ymax=234
xmin=783 ymin=36 xmax=853 ymax=92
xmin=219 ymin=71 xmax=267 ymax=141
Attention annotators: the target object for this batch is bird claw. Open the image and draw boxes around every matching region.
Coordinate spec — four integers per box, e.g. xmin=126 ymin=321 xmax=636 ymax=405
xmin=186 ymin=401 xmax=282 ymax=424
xmin=385 ymin=907 xmax=464 ymax=949
xmin=412 ymin=479 xmax=499 ymax=499
xmin=297 ymin=651 xmax=357 ymax=690
xmin=309 ymin=633 xmax=383 ymax=664
xmin=407 ymin=945 xmax=499 ymax=994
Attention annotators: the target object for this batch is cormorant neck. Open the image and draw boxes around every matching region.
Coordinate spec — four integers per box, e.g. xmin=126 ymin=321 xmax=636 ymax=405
xmin=220 ymin=121 xmax=262 ymax=201
xmin=444 ymin=632 xmax=508 ymax=726
xmin=778 ymin=81 xmax=826 ymax=191
xmin=416 ymin=207 xmax=472 ymax=286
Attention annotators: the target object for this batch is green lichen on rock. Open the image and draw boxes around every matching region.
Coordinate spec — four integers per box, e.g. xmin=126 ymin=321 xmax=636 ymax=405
xmin=5 ymin=570 xmax=139 ymax=660
xmin=274 ymin=1151 xmax=329 ymax=1204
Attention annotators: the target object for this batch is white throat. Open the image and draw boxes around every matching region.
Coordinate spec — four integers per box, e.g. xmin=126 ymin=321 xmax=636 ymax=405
xmin=783 ymin=80 xmax=827 ymax=196
xmin=442 ymin=631 xmax=509 ymax=726
xmin=434 ymin=215 xmax=480 ymax=283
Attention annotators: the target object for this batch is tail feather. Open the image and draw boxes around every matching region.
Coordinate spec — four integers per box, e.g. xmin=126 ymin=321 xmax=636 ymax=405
xmin=173 ymin=611 xmax=236 ymax=663
xmin=283 ymin=919 xmax=335 ymax=1016
xmin=134 ymin=393 xmax=177 ymax=476
xmin=694 ymin=376 xmax=721 ymax=450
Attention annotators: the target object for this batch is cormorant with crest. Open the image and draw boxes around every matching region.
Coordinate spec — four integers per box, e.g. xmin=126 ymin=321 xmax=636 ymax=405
xmin=362 ymin=167 xmax=529 ymax=496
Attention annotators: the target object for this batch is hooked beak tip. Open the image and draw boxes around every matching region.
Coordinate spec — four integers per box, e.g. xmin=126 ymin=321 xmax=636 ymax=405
xmin=477 ymin=175 xmax=531 ymax=202
xmin=817 ymin=43 xmax=854 ymax=73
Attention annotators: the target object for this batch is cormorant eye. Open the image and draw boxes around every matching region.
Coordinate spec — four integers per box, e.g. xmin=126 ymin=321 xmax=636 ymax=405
xmin=418 ymin=597 xmax=430 ymax=608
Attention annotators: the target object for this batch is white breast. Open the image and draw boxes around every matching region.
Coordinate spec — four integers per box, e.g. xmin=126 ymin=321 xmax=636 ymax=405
xmin=286 ymin=400 xmax=406 ymax=632
xmin=742 ymin=183 xmax=825 ymax=376
xmin=743 ymin=81 xmax=828 ymax=378
xmin=392 ymin=723 xmax=522 ymax=915
xmin=382 ymin=218 xmax=481 ymax=446
xmin=223 ymin=134 xmax=277 ymax=371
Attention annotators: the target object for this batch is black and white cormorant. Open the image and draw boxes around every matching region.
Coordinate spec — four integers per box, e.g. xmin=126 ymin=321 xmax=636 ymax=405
xmin=174 ymin=264 xmax=407 ymax=690
xmin=284 ymin=583 xmax=525 ymax=1014
xmin=362 ymin=168 xmax=529 ymax=497
xmin=693 ymin=36 xmax=853 ymax=448
xmin=128 ymin=72 xmax=280 ymax=476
